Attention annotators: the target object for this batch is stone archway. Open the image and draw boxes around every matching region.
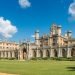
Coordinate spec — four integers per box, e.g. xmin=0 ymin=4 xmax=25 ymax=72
xmin=14 ymin=50 xmax=18 ymax=59
xmin=19 ymin=43 xmax=28 ymax=60
xmin=33 ymin=50 xmax=36 ymax=58
xmin=62 ymin=49 xmax=66 ymax=57
xmin=40 ymin=50 xmax=43 ymax=58
xmin=46 ymin=50 xmax=50 ymax=57
xmin=23 ymin=48 xmax=27 ymax=59
xmin=71 ymin=48 xmax=75 ymax=57
xmin=54 ymin=49 xmax=57 ymax=57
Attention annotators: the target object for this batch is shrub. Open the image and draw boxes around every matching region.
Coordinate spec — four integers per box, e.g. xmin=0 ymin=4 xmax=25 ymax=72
xmin=8 ymin=57 xmax=16 ymax=60
xmin=42 ymin=57 xmax=49 ymax=60
xmin=31 ymin=57 xmax=37 ymax=60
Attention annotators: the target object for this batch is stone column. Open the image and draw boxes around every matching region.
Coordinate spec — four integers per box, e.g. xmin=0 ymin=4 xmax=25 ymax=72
xmin=50 ymin=48 xmax=54 ymax=57
xmin=43 ymin=49 xmax=47 ymax=58
xmin=36 ymin=49 xmax=40 ymax=58
xmin=19 ymin=50 xmax=23 ymax=60
xmin=58 ymin=47 xmax=62 ymax=57
xmin=1 ymin=52 xmax=3 ymax=58
xmin=28 ymin=47 xmax=33 ymax=60
xmin=3 ymin=51 xmax=5 ymax=57
xmin=67 ymin=47 xmax=71 ymax=58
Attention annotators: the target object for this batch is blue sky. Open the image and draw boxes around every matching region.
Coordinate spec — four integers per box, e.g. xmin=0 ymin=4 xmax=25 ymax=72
xmin=0 ymin=0 xmax=75 ymax=42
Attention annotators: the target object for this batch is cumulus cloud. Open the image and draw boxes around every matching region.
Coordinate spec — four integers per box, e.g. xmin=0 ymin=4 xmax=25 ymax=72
xmin=0 ymin=17 xmax=18 ymax=38
xmin=69 ymin=2 xmax=75 ymax=16
xmin=19 ymin=0 xmax=31 ymax=8
xmin=68 ymin=0 xmax=75 ymax=21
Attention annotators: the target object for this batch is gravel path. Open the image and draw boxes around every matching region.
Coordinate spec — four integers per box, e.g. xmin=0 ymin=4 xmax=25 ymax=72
xmin=0 ymin=73 xmax=18 ymax=75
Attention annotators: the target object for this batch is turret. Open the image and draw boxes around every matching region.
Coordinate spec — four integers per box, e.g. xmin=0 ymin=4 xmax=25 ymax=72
xmin=35 ymin=30 xmax=40 ymax=46
xmin=64 ymin=33 xmax=67 ymax=38
xmin=67 ymin=30 xmax=72 ymax=38
xmin=57 ymin=25 xmax=62 ymax=36
xmin=50 ymin=24 xmax=57 ymax=35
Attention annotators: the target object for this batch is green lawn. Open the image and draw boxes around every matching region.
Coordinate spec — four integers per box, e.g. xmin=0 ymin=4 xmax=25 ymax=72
xmin=0 ymin=60 xmax=75 ymax=75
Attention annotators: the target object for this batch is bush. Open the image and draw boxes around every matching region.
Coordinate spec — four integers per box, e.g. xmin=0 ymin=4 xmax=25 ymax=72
xmin=31 ymin=57 xmax=43 ymax=60
xmin=31 ymin=57 xmax=75 ymax=61
xmin=0 ymin=57 xmax=8 ymax=60
xmin=8 ymin=57 xmax=16 ymax=60
xmin=0 ymin=57 xmax=16 ymax=60
xmin=42 ymin=57 xmax=49 ymax=60
xmin=31 ymin=57 xmax=37 ymax=60
xmin=67 ymin=57 xmax=75 ymax=61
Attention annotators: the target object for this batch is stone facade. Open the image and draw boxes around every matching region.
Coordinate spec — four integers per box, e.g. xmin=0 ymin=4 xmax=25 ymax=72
xmin=18 ymin=24 xmax=75 ymax=60
xmin=0 ymin=40 xmax=19 ymax=59
xmin=0 ymin=24 xmax=75 ymax=60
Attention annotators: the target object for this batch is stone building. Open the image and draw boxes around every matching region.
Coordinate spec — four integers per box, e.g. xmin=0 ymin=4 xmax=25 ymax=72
xmin=0 ymin=24 xmax=75 ymax=60
xmin=0 ymin=40 xmax=19 ymax=59
xmin=19 ymin=24 xmax=75 ymax=60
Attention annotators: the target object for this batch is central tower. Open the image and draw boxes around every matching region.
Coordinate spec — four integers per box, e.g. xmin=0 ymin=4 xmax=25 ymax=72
xmin=49 ymin=24 xmax=62 ymax=57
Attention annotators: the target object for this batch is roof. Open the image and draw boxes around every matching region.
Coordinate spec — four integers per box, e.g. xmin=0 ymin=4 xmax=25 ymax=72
xmin=68 ymin=38 xmax=75 ymax=41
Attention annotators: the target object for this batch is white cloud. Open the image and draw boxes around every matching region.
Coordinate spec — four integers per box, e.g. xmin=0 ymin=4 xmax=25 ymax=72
xmin=0 ymin=17 xmax=18 ymax=38
xmin=69 ymin=2 xmax=75 ymax=17
xmin=68 ymin=0 xmax=75 ymax=21
xmin=19 ymin=0 xmax=31 ymax=8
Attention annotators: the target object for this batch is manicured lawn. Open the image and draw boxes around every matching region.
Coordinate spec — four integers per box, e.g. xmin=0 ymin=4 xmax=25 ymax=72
xmin=0 ymin=60 xmax=75 ymax=75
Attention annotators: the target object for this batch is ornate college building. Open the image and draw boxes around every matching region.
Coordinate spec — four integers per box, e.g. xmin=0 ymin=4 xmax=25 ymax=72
xmin=0 ymin=24 xmax=75 ymax=60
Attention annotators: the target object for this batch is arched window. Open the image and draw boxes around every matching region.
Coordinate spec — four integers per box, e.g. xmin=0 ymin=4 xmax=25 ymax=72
xmin=23 ymin=48 xmax=27 ymax=53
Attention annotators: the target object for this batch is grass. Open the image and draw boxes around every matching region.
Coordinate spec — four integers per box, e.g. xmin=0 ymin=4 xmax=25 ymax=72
xmin=0 ymin=60 xmax=75 ymax=75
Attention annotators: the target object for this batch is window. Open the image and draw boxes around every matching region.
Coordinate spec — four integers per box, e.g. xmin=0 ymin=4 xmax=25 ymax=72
xmin=7 ymin=47 xmax=8 ymax=49
xmin=7 ymin=44 xmax=8 ymax=45
xmin=53 ymin=43 xmax=56 ymax=46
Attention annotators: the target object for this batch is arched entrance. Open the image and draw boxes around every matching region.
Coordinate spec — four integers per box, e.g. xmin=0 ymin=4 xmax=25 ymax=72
xmin=23 ymin=48 xmax=27 ymax=59
xmin=62 ymin=49 xmax=66 ymax=57
xmin=14 ymin=50 xmax=18 ymax=59
xmin=46 ymin=50 xmax=50 ymax=57
xmin=40 ymin=50 xmax=43 ymax=57
xmin=33 ymin=50 xmax=36 ymax=58
xmin=54 ymin=49 xmax=57 ymax=57
xmin=71 ymin=48 xmax=75 ymax=57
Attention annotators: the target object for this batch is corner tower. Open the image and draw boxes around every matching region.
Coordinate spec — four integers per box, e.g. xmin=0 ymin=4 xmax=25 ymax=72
xmin=57 ymin=25 xmax=62 ymax=36
xmin=35 ymin=30 xmax=40 ymax=47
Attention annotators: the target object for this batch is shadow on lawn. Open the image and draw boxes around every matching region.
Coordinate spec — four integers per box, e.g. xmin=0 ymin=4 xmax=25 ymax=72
xmin=67 ymin=67 xmax=75 ymax=71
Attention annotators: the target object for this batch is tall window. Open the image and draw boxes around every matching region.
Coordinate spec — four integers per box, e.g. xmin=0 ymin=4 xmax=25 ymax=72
xmin=53 ymin=43 xmax=55 ymax=46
